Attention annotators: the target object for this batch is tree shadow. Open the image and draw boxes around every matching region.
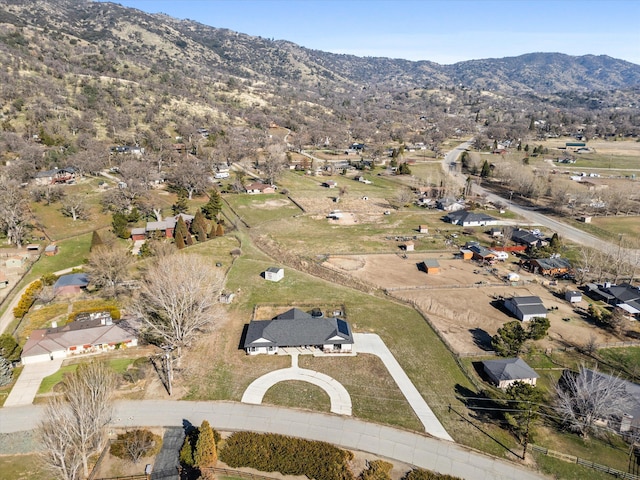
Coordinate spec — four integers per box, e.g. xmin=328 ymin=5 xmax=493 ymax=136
xmin=453 ymin=384 xmax=522 ymax=459
xmin=469 ymin=328 xmax=493 ymax=350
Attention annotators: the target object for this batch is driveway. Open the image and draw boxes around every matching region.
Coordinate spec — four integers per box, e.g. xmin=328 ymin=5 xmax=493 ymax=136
xmin=3 ymin=359 xmax=63 ymax=407
xmin=242 ymin=353 xmax=352 ymax=415
xmin=0 ymin=401 xmax=549 ymax=480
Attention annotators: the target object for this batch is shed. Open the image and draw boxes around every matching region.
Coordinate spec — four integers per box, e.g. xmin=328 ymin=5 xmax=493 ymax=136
xmin=0 ymin=272 xmax=8 ymax=289
xmin=44 ymin=244 xmax=59 ymax=256
xmin=53 ymin=273 xmax=89 ymax=295
xmin=130 ymin=228 xmax=146 ymax=242
xmin=418 ymin=225 xmax=429 ymax=234
xmin=403 ymin=241 xmax=415 ymax=252
xmin=422 ymin=259 xmax=440 ymax=274
xmin=264 ymin=267 xmax=284 ymax=282
xmin=504 ymin=296 xmax=547 ymax=322
xmin=565 ymin=290 xmax=582 ymax=303
xmin=26 ymin=244 xmax=41 ymax=253
xmin=460 ymin=249 xmax=473 ymax=261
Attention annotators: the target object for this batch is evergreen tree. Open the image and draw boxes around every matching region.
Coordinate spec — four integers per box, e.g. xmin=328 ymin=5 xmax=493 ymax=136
xmin=175 ymin=216 xmax=189 ymax=241
xmin=549 ymin=232 xmax=561 ymax=251
xmin=491 ymin=320 xmax=528 ymax=356
xmin=90 ymin=230 xmax=103 ymax=252
xmin=172 ymin=191 xmax=189 ymax=215
xmin=201 ymin=189 xmax=222 ymax=220
xmin=0 ymin=334 xmax=21 ymax=362
xmin=195 ymin=222 xmax=208 ymax=242
xmin=175 ymin=233 xmax=186 ymax=250
xmin=193 ymin=420 xmax=217 ymax=468
xmin=480 ymin=160 xmax=491 ymax=178
xmin=209 ymin=222 xmax=217 ymax=239
xmin=215 ymin=223 xmax=224 ymax=237
xmin=112 ymin=212 xmax=130 ymax=239
xmin=527 ymin=317 xmax=550 ymax=340
xmin=185 ymin=232 xmax=194 ymax=246
xmin=179 ymin=434 xmax=195 ymax=467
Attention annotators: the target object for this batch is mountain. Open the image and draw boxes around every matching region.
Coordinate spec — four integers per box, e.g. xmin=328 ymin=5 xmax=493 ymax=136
xmin=1 ymin=0 xmax=638 ymax=95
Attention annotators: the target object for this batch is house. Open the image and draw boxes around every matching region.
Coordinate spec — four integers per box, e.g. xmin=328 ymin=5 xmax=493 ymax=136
xmin=511 ymin=229 xmax=548 ymax=248
xmin=0 ymin=272 xmax=8 ymax=289
xmin=483 ymin=358 xmax=539 ymax=389
xmin=135 ymin=213 xmax=195 ymax=239
xmin=53 ymin=273 xmax=89 ymax=295
xmin=418 ymin=225 xmax=429 ymax=234
xmin=468 ymin=244 xmax=496 ymax=262
xmin=444 ymin=210 xmax=498 ymax=227
xmin=585 ymin=283 xmax=640 ymax=318
xmin=264 ymin=267 xmax=284 ymax=282
xmin=243 ymin=308 xmax=354 ymax=355
xmin=565 ymin=290 xmax=582 ymax=303
xmin=523 ymin=257 xmax=572 ymax=276
xmin=323 ymin=180 xmax=337 ymax=189
xmin=422 ymin=259 xmax=440 ymax=274
xmin=581 ymin=369 xmax=640 ymax=436
xmin=21 ymin=317 xmax=137 ymax=365
xmin=504 ymin=296 xmax=547 ymax=322
xmin=44 ymin=244 xmax=59 ymax=256
xmin=5 ymin=256 xmax=26 ymax=268
xmin=245 ymin=182 xmax=276 ymax=194
xmin=33 ymin=167 xmax=77 ymax=186
xmin=436 ymin=197 xmax=466 ymax=212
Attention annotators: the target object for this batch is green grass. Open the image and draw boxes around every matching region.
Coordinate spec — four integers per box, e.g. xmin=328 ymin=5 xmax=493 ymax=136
xmin=26 ymin=233 xmax=92 ymax=281
xmin=37 ymin=357 xmax=137 ymax=394
xmin=0 ymin=454 xmax=52 ymax=480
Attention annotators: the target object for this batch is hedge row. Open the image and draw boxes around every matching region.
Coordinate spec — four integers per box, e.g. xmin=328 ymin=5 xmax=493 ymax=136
xmin=13 ymin=280 xmax=43 ymax=319
xmin=404 ymin=468 xmax=463 ymax=480
xmin=219 ymin=432 xmax=354 ymax=480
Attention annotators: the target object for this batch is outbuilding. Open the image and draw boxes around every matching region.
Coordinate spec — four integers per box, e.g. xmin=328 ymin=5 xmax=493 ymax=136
xmin=565 ymin=290 xmax=582 ymax=303
xmin=422 ymin=259 xmax=440 ymax=274
xmin=264 ymin=267 xmax=284 ymax=282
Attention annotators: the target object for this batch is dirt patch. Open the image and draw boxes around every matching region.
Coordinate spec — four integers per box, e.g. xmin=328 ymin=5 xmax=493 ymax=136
xmin=326 ymin=253 xmax=621 ymax=354
xmin=292 ymin=195 xmax=392 ymax=216
xmin=252 ymin=199 xmax=292 ymax=209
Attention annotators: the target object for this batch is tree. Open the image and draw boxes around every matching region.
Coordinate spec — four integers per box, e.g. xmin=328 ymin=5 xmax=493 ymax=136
xmin=85 ymin=244 xmax=134 ymax=297
xmin=261 ymin=143 xmax=286 ymax=184
xmin=480 ymin=160 xmax=491 ymax=178
xmin=110 ymin=430 xmax=163 ymax=464
xmin=38 ymin=361 xmax=117 ymax=479
xmin=179 ymin=431 xmax=195 ymax=467
xmin=0 ymin=356 xmax=13 ymax=387
xmin=491 ymin=321 xmax=528 ymax=357
xmin=502 ymin=381 xmax=543 ymax=440
xmin=132 ymin=254 xmax=225 ymax=358
xmin=201 ymin=188 xmax=222 ymax=220
xmin=192 ymin=210 xmax=208 ymax=242
xmin=172 ymin=190 xmax=189 ymax=215
xmin=60 ymin=194 xmax=89 ymax=221
xmin=215 ymin=223 xmax=224 ymax=237
xmin=527 ymin=317 xmax=550 ymax=340
xmin=555 ymin=365 xmax=632 ymax=438
xmin=112 ymin=212 xmax=130 ymax=239
xmin=0 ymin=333 xmax=21 ymax=362
xmin=167 ymin=161 xmax=209 ymax=199
xmin=193 ymin=420 xmax=217 ymax=468
xmin=0 ymin=179 xmax=30 ymax=247
xmin=397 ymin=163 xmax=411 ymax=175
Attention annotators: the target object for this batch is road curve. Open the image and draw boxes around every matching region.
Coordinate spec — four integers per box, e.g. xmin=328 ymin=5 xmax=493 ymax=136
xmin=0 ymin=401 xmax=548 ymax=480
xmin=442 ymin=143 xmax=635 ymax=254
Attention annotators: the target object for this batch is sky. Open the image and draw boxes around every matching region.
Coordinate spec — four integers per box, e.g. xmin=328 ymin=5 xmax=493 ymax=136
xmin=104 ymin=0 xmax=640 ymax=65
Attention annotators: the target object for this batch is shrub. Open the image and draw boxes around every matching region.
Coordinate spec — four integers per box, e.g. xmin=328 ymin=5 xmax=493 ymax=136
xmin=403 ymin=468 xmax=463 ymax=480
xmin=360 ymin=460 xmax=393 ymax=480
xmin=220 ymin=432 xmax=354 ymax=480
xmin=13 ymin=280 xmax=43 ymax=318
xmin=110 ymin=430 xmax=163 ymax=463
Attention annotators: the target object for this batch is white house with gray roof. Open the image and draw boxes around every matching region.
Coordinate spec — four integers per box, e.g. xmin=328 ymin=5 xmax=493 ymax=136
xmin=483 ymin=358 xmax=539 ymax=389
xmin=504 ymin=296 xmax=547 ymax=322
xmin=244 ymin=308 xmax=353 ymax=355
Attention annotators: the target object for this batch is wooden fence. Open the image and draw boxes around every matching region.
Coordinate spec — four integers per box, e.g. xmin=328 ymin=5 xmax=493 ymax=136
xmin=530 ymin=444 xmax=640 ymax=480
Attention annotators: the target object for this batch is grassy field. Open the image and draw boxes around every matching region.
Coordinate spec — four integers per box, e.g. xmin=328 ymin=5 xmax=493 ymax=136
xmin=0 ymin=454 xmax=51 ymax=480
xmin=554 ymin=214 xmax=640 ymax=243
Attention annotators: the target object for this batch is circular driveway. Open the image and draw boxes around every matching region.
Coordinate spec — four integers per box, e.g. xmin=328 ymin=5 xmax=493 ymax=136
xmin=241 ymin=353 xmax=352 ymax=415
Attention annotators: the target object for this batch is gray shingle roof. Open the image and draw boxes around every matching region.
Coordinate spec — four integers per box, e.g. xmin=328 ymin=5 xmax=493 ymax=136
xmin=244 ymin=308 xmax=353 ymax=349
xmin=483 ymin=358 xmax=539 ymax=382
xmin=53 ymin=273 xmax=89 ymax=289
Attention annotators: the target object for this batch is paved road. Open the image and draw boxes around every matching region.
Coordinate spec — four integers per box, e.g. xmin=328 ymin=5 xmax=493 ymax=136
xmin=442 ymin=143 xmax=635 ymax=254
xmin=0 ymin=401 xmax=549 ymax=480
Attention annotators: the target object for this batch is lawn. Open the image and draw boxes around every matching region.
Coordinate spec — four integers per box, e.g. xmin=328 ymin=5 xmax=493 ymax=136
xmin=0 ymin=454 xmax=51 ymax=480
xmin=37 ymin=357 xmax=137 ymax=394
xmin=555 ymin=214 xmax=640 ymax=243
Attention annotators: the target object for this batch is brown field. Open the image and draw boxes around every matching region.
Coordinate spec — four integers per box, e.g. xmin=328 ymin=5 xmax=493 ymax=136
xmin=325 ymin=253 xmax=625 ymax=354
xmin=540 ymin=138 xmax=640 ymax=156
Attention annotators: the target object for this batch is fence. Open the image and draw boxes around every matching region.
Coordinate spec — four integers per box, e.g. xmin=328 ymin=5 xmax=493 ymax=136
xmin=530 ymin=444 xmax=640 ymax=480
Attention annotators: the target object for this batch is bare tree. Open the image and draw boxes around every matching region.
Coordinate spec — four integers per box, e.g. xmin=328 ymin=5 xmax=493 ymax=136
xmin=261 ymin=143 xmax=286 ymax=184
xmin=60 ymin=194 xmax=89 ymax=221
xmin=132 ymin=254 xmax=225 ymax=358
xmin=85 ymin=244 xmax=134 ymax=297
xmin=0 ymin=179 xmax=30 ymax=247
xmin=555 ymin=365 xmax=632 ymax=438
xmin=38 ymin=361 xmax=117 ymax=479
xmin=166 ymin=160 xmax=209 ymax=199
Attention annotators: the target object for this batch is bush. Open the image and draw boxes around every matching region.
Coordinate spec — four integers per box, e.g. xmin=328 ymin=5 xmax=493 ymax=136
xmin=403 ymin=468 xmax=463 ymax=480
xmin=220 ymin=432 xmax=354 ymax=480
xmin=68 ymin=306 xmax=121 ymax=322
xmin=13 ymin=280 xmax=43 ymax=318
xmin=110 ymin=429 xmax=163 ymax=463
